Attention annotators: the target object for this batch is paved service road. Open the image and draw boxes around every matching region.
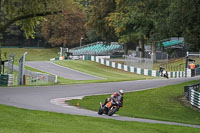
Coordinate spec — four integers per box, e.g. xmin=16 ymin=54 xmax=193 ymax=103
xmin=1 ymin=77 xmax=200 ymax=128
xmin=25 ymin=61 xmax=103 ymax=80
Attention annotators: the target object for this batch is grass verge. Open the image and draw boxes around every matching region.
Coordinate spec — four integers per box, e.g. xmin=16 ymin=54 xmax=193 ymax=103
xmin=0 ymin=104 xmax=200 ymax=133
xmin=54 ymin=60 xmax=156 ymax=84
xmin=17 ymin=60 xmax=156 ymax=85
xmin=68 ymin=80 xmax=200 ymax=125
xmin=1 ymin=48 xmax=59 ymax=64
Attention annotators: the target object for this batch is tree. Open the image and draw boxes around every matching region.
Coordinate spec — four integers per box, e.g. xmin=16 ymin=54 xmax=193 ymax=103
xmin=41 ymin=7 xmax=87 ymax=47
xmin=74 ymin=0 xmax=101 ymax=44
xmin=0 ymin=0 xmax=73 ymax=37
xmin=106 ymin=0 xmax=149 ymax=55
xmin=0 ymin=0 xmax=72 ymax=61
xmin=106 ymin=0 xmax=170 ymax=58
xmin=86 ymin=0 xmax=118 ymax=42
xmin=168 ymin=0 xmax=200 ymax=51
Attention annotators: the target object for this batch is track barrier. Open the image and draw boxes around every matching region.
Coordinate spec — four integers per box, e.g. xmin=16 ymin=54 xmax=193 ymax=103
xmin=83 ymin=55 xmax=190 ymax=78
xmin=184 ymin=83 xmax=200 ymax=109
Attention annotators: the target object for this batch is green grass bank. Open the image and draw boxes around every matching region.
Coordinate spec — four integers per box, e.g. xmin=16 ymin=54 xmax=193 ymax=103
xmin=1 ymin=48 xmax=59 ymax=63
xmin=0 ymin=104 xmax=200 ymax=133
xmin=68 ymin=80 xmax=200 ymax=125
xmin=54 ymin=60 xmax=156 ymax=84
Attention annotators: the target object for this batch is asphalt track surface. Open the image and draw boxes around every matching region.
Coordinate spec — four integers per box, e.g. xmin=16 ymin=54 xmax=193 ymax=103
xmin=1 ymin=77 xmax=200 ymax=128
xmin=25 ymin=61 xmax=103 ymax=80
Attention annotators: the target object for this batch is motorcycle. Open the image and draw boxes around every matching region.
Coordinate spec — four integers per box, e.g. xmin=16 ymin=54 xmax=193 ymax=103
xmin=160 ymin=68 xmax=169 ymax=79
xmin=98 ymin=99 xmax=120 ymax=116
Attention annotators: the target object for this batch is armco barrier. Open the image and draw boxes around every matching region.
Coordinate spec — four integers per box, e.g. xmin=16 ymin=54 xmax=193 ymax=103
xmin=8 ymin=74 xmax=14 ymax=86
xmin=184 ymin=83 xmax=200 ymax=109
xmin=84 ymin=55 xmax=189 ymax=78
xmin=190 ymin=89 xmax=200 ymax=109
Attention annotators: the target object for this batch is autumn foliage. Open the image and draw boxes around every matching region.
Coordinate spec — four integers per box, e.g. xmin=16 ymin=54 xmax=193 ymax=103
xmin=41 ymin=8 xmax=87 ymax=47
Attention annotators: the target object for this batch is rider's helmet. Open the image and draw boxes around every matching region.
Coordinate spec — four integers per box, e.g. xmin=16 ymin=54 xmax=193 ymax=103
xmin=119 ymin=90 xmax=124 ymax=95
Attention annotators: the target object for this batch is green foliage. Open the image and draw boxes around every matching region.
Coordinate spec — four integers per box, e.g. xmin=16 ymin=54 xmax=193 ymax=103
xmin=86 ymin=0 xmax=118 ymax=42
xmin=16 ymin=17 xmax=45 ymax=39
xmin=0 ymin=0 xmax=73 ymax=61
xmin=86 ymin=0 xmax=200 ymax=50
xmin=107 ymin=0 xmax=170 ymax=44
xmin=168 ymin=0 xmax=200 ymax=50
xmin=0 ymin=0 xmax=72 ymax=38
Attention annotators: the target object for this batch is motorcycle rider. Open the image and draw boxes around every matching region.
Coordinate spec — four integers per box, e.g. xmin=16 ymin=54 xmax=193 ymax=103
xmin=159 ymin=65 xmax=164 ymax=76
xmin=103 ymin=90 xmax=124 ymax=107
xmin=159 ymin=65 xmax=169 ymax=78
xmin=117 ymin=90 xmax=124 ymax=107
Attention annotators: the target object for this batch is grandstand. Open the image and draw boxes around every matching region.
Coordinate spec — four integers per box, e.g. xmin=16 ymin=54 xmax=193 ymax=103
xmin=162 ymin=37 xmax=184 ymax=48
xmin=69 ymin=42 xmax=123 ymax=55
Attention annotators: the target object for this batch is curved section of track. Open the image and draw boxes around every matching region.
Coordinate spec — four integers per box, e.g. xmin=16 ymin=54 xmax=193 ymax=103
xmin=1 ymin=77 xmax=200 ymax=128
xmin=25 ymin=61 xmax=103 ymax=80
xmin=50 ymin=96 xmax=200 ymax=128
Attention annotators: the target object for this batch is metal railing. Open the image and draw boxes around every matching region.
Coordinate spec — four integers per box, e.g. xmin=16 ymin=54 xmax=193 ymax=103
xmin=9 ymin=64 xmax=57 ymax=85
xmin=184 ymin=83 xmax=200 ymax=109
xmin=24 ymin=69 xmax=57 ymax=85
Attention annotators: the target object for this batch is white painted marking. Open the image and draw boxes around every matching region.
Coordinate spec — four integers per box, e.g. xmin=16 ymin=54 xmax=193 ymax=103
xmin=101 ymin=59 xmax=104 ymax=64
xmin=137 ymin=68 xmax=141 ymax=74
xmin=106 ymin=60 xmax=110 ymax=66
xmin=144 ymin=69 xmax=148 ymax=76
xmin=91 ymin=56 xmax=94 ymax=61
xmin=124 ymin=65 xmax=128 ymax=71
xmin=130 ymin=66 xmax=134 ymax=73
xmin=118 ymin=64 xmax=121 ymax=69
xmin=112 ymin=62 xmax=115 ymax=68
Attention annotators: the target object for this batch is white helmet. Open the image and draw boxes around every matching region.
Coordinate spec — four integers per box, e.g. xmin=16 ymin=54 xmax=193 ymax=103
xmin=119 ymin=90 xmax=124 ymax=95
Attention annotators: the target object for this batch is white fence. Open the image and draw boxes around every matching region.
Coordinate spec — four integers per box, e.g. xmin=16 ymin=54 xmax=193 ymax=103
xmin=124 ymin=55 xmax=153 ymax=70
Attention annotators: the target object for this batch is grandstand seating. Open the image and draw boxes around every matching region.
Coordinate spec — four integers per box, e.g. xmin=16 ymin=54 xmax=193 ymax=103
xmin=69 ymin=42 xmax=123 ymax=55
xmin=162 ymin=40 xmax=184 ymax=48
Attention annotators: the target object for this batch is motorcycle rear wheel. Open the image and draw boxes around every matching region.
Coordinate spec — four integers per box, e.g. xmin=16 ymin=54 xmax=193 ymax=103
xmin=108 ymin=107 xmax=118 ymax=116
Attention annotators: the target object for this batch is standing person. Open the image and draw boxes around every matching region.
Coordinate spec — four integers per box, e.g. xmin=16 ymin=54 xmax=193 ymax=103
xmin=189 ymin=61 xmax=195 ymax=77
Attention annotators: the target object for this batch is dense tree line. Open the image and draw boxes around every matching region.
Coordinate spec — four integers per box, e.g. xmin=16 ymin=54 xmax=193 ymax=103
xmin=86 ymin=0 xmax=200 ymax=57
xmin=0 ymin=0 xmax=200 ymax=61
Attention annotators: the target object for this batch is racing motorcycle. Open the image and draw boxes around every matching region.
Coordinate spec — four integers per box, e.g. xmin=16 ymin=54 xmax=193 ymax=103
xmin=98 ymin=99 xmax=120 ymax=116
xmin=160 ymin=68 xmax=169 ymax=79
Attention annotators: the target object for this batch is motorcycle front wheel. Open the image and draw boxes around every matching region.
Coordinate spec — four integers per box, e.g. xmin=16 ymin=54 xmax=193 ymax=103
xmin=98 ymin=107 xmax=103 ymax=115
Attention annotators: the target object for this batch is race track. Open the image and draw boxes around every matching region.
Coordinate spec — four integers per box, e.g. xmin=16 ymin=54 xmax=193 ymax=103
xmin=25 ymin=61 xmax=103 ymax=80
xmin=1 ymin=77 xmax=200 ymax=128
